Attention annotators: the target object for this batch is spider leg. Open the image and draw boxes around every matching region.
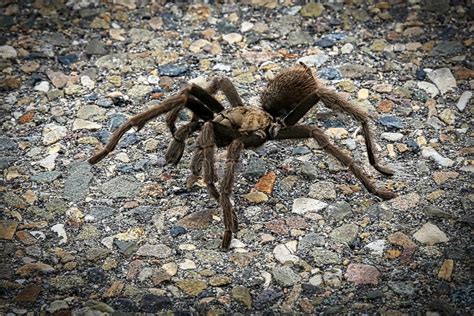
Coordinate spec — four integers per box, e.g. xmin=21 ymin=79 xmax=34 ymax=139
xmin=197 ymin=122 xmax=220 ymax=201
xmin=220 ymin=139 xmax=244 ymax=249
xmin=165 ymin=113 xmax=202 ymax=165
xmin=89 ymin=93 xmax=188 ymax=164
xmin=314 ymin=85 xmax=394 ymax=176
xmin=206 ymin=76 xmax=244 ymax=107
xmin=274 ymin=125 xmax=396 ymax=200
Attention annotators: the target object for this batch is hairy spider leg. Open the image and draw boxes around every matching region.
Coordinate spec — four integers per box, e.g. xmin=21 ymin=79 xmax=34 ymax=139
xmin=165 ymin=80 xmax=245 ymax=165
xmin=314 ymin=85 xmax=394 ymax=176
xmin=274 ymin=125 xmax=396 ymax=200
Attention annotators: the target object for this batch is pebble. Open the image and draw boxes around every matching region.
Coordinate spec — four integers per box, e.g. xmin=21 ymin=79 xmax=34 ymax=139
xmin=72 ymin=119 xmax=102 ymax=130
xmin=272 ymin=266 xmax=301 ymax=287
xmin=42 ymin=124 xmax=67 ymax=145
xmin=330 ymin=223 xmax=359 ymax=244
xmin=223 ymin=33 xmax=243 ymax=44
xmin=273 ymin=243 xmax=299 ymax=264
xmin=456 ymin=91 xmax=472 ymax=111
xmin=421 ymin=147 xmax=454 ymax=167
xmin=0 ymin=45 xmax=17 ymax=59
xmin=341 ymin=43 xmax=354 ymax=54
xmin=417 ymin=81 xmax=439 ymax=98
xmin=310 ymin=248 xmax=341 ymax=265
xmin=159 ymin=64 xmax=188 ymax=77
xmin=232 ymin=286 xmax=252 ymax=309
xmin=308 ymin=181 xmax=336 ymax=200
xmin=427 ymin=68 xmax=457 ymax=95
xmin=297 ymin=53 xmax=329 ymax=67
xmin=300 ymin=2 xmax=324 ymax=17
xmin=176 ymin=279 xmax=207 ymax=296
xmin=345 ymin=263 xmax=380 ymax=285
xmin=64 ymin=162 xmax=93 ymax=202
xmin=292 ymin=198 xmax=328 ymax=214
xmin=413 ymin=222 xmax=449 ymax=245
xmin=381 ymin=132 xmax=404 ymax=141
xmin=379 ymin=116 xmax=403 ymax=129
xmin=101 ymin=175 xmax=141 ymax=198
xmin=34 ymin=81 xmax=50 ymax=93
xmin=365 ymin=239 xmax=386 ymax=257
xmin=136 ymin=244 xmax=174 ymax=258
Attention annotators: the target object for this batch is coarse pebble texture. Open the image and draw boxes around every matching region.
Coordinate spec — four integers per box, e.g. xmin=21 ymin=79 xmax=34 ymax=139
xmin=0 ymin=1 xmax=472 ymax=314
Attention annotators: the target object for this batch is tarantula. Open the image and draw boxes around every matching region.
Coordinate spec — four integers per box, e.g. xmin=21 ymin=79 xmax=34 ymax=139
xmin=89 ymin=63 xmax=396 ymax=249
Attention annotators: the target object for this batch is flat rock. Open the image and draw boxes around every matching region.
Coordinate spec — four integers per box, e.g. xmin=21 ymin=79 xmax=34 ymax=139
xmin=273 ymin=243 xmax=299 ymax=264
xmin=413 ymin=222 xmax=449 ymax=245
xmin=42 ymin=124 xmax=67 ymax=145
xmin=0 ymin=220 xmax=18 ymax=239
xmin=297 ymin=53 xmax=329 ymax=67
xmin=330 ymin=223 xmax=359 ymax=244
xmin=272 ymin=266 xmax=301 ymax=287
xmin=427 ymin=68 xmax=457 ymax=95
xmin=176 ymin=279 xmax=207 ymax=296
xmin=0 ymin=45 xmax=17 ymax=59
xmin=177 ymin=209 xmax=216 ymax=229
xmin=64 ymin=162 xmax=93 ymax=202
xmin=421 ymin=147 xmax=454 ymax=167
xmin=456 ymin=91 xmax=472 ymax=112
xmin=417 ymin=81 xmax=439 ymax=98
xmin=136 ymin=244 xmax=173 ymax=258
xmin=308 ymin=181 xmax=336 ymax=200
xmin=232 ymin=286 xmax=252 ymax=309
xmin=101 ymin=175 xmax=141 ymax=198
xmin=292 ymin=198 xmax=328 ymax=214
xmin=345 ymin=263 xmax=380 ymax=285
xmin=310 ymin=248 xmax=341 ymax=266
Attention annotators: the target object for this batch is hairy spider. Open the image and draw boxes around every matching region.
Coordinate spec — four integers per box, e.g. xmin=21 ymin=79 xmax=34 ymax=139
xmin=89 ymin=62 xmax=396 ymax=249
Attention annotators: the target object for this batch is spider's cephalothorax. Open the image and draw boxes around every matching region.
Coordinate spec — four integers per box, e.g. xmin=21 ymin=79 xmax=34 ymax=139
xmin=89 ymin=62 xmax=397 ymax=249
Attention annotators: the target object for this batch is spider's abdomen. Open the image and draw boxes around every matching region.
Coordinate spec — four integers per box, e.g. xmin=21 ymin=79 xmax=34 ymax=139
xmin=260 ymin=64 xmax=319 ymax=119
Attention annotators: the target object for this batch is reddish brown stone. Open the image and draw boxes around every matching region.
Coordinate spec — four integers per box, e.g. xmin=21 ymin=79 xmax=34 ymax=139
xmin=103 ymin=281 xmax=124 ymax=298
xmin=16 ymin=231 xmax=37 ymax=245
xmin=18 ymin=111 xmax=35 ymax=124
xmin=15 ymin=284 xmax=41 ymax=302
xmin=345 ymin=263 xmax=380 ymax=285
xmin=454 ymin=67 xmax=474 ymax=80
xmin=265 ymin=218 xmax=288 ymax=235
xmin=285 ymin=216 xmax=310 ymax=230
xmin=0 ymin=220 xmax=18 ymax=240
xmin=254 ymin=171 xmax=277 ymax=194
xmin=377 ymin=99 xmax=394 ymax=113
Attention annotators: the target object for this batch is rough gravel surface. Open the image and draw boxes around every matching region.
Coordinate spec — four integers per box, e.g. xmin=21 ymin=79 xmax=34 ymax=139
xmin=1 ymin=0 xmax=473 ymax=314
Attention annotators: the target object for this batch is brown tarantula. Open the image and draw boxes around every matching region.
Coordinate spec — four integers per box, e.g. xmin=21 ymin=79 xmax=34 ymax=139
xmin=89 ymin=63 xmax=396 ymax=249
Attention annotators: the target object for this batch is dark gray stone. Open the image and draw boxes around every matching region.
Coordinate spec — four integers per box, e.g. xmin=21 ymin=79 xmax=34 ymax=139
xmin=101 ymin=175 xmax=141 ymax=198
xmin=85 ymin=39 xmax=107 ymax=55
xmin=0 ymin=137 xmax=17 ymax=151
xmin=64 ymin=162 xmax=93 ymax=202
xmin=31 ymin=171 xmax=62 ymax=183
xmin=89 ymin=205 xmax=115 ymax=220
xmin=431 ymin=41 xmax=464 ymax=56
xmin=158 ymin=64 xmax=188 ymax=77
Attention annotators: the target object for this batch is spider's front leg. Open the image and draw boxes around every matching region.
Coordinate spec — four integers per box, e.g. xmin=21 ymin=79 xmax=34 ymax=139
xmin=275 ymin=125 xmax=396 ymax=200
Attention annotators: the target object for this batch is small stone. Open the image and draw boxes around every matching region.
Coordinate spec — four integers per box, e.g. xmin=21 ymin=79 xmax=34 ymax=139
xmin=389 ymin=192 xmax=420 ymax=211
xmin=438 ymin=109 xmax=455 ymax=125
xmin=358 ymin=89 xmax=369 ymax=100
xmin=381 ymin=132 xmax=404 ymax=142
xmin=330 ymin=223 xmax=358 ymax=244
xmin=418 ymin=81 xmax=439 ymax=98
xmin=326 ymin=128 xmax=348 ymax=139
xmin=15 ymin=284 xmax=41 ymax=302
xmin=16 ymin=262 xmax=55 ymax=276
xmin=223 ymin=33 xmax=243 ymax=44
xmin=159 ymin=64 xmax=188 ymax=77
xmin=421 ymin=147 xmax=454 ymax=167
xmin=297 ymin=53 xmax=329 ymax=67
xmin=365 ymin=239 xmax=386 ymax=257
xmin=300 ymin=2 xmax=324 ymax=17
xmin=310 ymin=248 xmax=341 ymax=266
xmin=438 ymin=259 xmax=454 ymax=281
xmin=272 ymin=266 xmax=301 ymax=287
xmin=370 ymin=39 xmax=387 ymax=52
xmin=413 ymin=222 xmax=449 ymax=245
xmin=431 ymin=41 xmax=463 ymax=56
xmin=51 ymin=224 xmax=67 ymax=244
xmin=85 ymin=39 xmax=107 ymax=55
xmin=273 ymin=243 xmax=299 ymax=264
xmin=232 ymin=286 xmax=252 ymax=309
xmin=136 ymin=244 xmax=173 ymax=258
xmin=176 ymin=279 xmax=207 ymax=296
xmin=101 ymin=175 xmax=140 ymax=198
xmin=456 ymin=91 xmax=472 ymax=111
xmin=326 ymin=201 xmax=352 ymax=221
xmin=317 ymin=67 xmax=342 ymax=80
xmin=432 ymin=171 xmax=459 ymax=185
xmin=42 ymin=124 xmax=67 ymax=145
xmin=244 ymin=191 xmax=268 ymax=203
xmin=292 ymin=198 xmax=328 ymax=214
xmin=323 ymin=268 xmax=343 ymax=288
xmin=72 ymin=119 xmax=101 ymax=131
xmin=0 ymin=45 xmax=17 ymax=59
xmin=34 ymin=81 xmax=50 ymax=93
xmin=379 ymin=116 xmax=403 ymax=129
xmin=309 ymin=181 xmax=336 ymax=200
xmin=373 ymin=83 xmax=393 ymax=93
xmin=388 ymin=281 xmax=415 ymax=295
xmin=38 ymin=153 xmax=58 ymax=171
xmin=427 ymin=68 xmax=457 ymax=95
xmin=315 ymin=37 xmax=335 ymax=48
xmin=178 ymin=259 xmax=196 ymax=270
xmin=345 ymin=263 xmax=380 ymax=285
xmin=341 ymin=43 xmax=354 ymax=54
xmin=0 ymin=220 xmax=18 ymax=239
xmin=210 ymin=276 xmax=231 ymax=287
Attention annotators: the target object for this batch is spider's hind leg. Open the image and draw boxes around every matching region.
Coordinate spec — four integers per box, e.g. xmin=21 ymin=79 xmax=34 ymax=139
xmin=315 ymin=85 xmax=394 ymax=176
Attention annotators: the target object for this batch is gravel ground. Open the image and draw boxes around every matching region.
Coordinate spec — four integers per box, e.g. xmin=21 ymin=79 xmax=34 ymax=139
xmin=0 ymin=0 xmax=473 ymax=314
